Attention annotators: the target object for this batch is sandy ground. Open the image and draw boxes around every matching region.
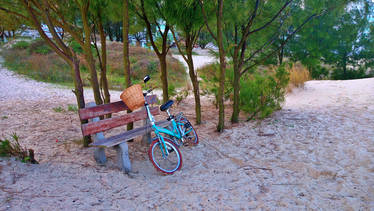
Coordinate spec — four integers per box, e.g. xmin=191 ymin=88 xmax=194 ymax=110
xmin=0 ymin=57 xmax=374 ymax=210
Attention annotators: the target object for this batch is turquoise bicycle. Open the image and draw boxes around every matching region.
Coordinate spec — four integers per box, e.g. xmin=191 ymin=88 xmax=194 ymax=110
xmin=143 ymin=75 xmax=198 ymax=174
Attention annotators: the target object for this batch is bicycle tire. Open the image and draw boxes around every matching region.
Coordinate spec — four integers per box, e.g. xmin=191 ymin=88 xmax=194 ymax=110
xmin=178 ymin=117 xmax=199 ymax=145
xmin=148 ymin=137 xmax=183 ymax=174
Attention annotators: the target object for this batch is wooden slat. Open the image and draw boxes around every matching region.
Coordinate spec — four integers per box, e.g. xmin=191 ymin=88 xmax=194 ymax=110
xmin=81 ymin=107 xmax=160 ymax=136
xmin=90 ymin=120 xmax=170 ymax=147
xmin=78 ymin=95 xmax=158 ymax=120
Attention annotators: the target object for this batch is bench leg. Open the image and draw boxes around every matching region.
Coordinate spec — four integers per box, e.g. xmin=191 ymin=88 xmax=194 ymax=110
xmin=94 ymin=148 xmax=107 ymax=165
xmin=142 ymin=117 xmax=152 ymax=145
xmin=115 ymin=142 xmax=131 ymax=173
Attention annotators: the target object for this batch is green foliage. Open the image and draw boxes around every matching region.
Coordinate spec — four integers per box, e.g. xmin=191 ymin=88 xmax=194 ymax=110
xmin=309 ymin=64 xmax=329 ymax=80
xmin=0 ymin=138 xmax=11 ymax=157
xmin=168 ymin=83 xmax=177 ymax=97
xmin=69 ymin=40 xmax=83 ymax=54
xmin=331 ymin=68 xmax=373 ymax=80
xmin=288 ymin=0 xmax=374 ymax=80
xmin=67 ymin=104 xmax=78 ymax=112
xmin=12 ymin=41 xmax=30 ymax=49
xmin=53 ymin=106 xmax=65 ymax=113
xmin=240 ymin=65 xmax=290 ymax=120
xmin=1 ymin=116 xmax=8 ymax=120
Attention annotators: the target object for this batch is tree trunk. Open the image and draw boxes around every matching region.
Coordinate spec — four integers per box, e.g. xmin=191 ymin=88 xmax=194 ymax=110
xmin=106 ymin=22 xmax=114 ymax=41
xmin=98 ymin=13 xmax=110 ymax=104
xmin=71 ymin=55 xmax=91 ymax=146
xmin=159 ymin=55 xmax=169 ymax=104
xmin=186 ymin=49 xmax=201 ymax=125
xmin=342 ymin=52 xmax=347 ymax=79
xmin=123 ymin=0 xmax=133 ymax=131
xmin=278 ymin=46 xmax=284 ymax=65
xmin=216 ymin=0 xmax=226 ymax=132
xmin=231 ymin=65 xmax=240 ymax=123
xmin=81 ymin=4 xmax=103 ymax=105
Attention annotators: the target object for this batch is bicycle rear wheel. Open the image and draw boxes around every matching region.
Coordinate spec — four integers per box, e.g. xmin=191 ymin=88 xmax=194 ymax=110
xmin=148 ymin=137 xmax=183 ymax=174
xmin=178 ymin=117 xmax=199 ymax=145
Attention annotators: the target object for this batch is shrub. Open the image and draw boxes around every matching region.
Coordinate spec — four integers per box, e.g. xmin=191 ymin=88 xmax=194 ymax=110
xmin=12 ymin=41 xmax=30 ymax=49
xmin=309 ymin=64 xmax=329 ymax=79
xmin=0 ymin=133 xmax=38 ymax=164
xmin=287 ymin=62 xmax=310 ymax=92
xmin=240 ymin=65 xmax=289 ymax=120
xmin=331 ymin=67 xmax=372 ymax=80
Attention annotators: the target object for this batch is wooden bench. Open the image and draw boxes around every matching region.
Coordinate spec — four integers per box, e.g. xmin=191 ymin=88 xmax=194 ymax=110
xmin=78 ymin=95 xmax=169 ymax=173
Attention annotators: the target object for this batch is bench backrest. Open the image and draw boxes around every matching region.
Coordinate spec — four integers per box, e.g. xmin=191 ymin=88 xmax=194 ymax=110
xmin=79 ymin=95 xmax=159 ymax=136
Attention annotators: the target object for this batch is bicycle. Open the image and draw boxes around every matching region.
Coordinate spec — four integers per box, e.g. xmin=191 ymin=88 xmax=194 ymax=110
xmin=142 ymin=75 xmax=198 ymax=174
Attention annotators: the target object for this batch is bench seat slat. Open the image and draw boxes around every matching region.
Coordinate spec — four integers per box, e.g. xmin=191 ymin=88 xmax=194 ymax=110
xmin=81 ymin=107 xmax=159 ymax=136
xmin=79 ymin=95 xmax=157 ymax=120
xmin=90 ymin=120 xmax=170 ymax=147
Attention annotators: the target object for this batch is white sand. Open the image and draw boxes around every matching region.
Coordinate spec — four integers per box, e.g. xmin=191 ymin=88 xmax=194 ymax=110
xmin=0 ymin=61 xmax=373 ymax=209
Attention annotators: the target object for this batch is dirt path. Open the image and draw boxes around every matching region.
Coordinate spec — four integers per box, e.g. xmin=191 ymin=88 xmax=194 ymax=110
xmin=0 ymin=58 xmax=373 ymax=210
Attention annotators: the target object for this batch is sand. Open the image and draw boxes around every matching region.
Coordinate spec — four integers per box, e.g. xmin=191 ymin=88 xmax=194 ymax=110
xmin=0 ymin=60 xmax=373 ymax=210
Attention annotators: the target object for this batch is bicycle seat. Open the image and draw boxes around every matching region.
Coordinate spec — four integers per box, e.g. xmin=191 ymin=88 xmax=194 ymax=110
xmin=160 ymin=100 xmax=174 ymax=111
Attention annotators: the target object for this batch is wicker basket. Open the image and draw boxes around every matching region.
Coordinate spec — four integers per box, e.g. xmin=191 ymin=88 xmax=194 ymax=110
xmin=120 ymin=84 xmax=145 ymax=111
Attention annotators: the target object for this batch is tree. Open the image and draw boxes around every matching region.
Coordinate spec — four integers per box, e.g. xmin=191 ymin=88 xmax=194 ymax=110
xmin=200 ymin=0 xmax=226 ymax=132
xmin=91 ymin=0 xmax=111 ymax=104
xmin=130 ymin=0 xmax=173 ymax=103
xmin=166 ymin=0 xmax=203 ymax=124
xmin=288 ymin=0 xmax=373 ymax=79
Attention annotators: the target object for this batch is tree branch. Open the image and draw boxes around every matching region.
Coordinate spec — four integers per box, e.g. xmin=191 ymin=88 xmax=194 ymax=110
xmin=198 ymin=0 xmax=217 ymax=41
xmin=247 ymin=0 xmax=293 ymax=35
xmin=170 ymin=27 xmax=188 ymax=63
xmin=241 ymin=12 xmax=319 ymax=76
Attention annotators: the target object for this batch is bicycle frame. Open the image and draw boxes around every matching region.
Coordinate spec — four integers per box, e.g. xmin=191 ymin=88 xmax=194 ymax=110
xmin=144 ymin=102 xmax=192 ymax=157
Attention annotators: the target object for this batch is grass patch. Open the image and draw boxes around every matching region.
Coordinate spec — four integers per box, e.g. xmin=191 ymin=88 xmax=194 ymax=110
xmin=67 ymin=104 xmax=78 ymax=112
xmin=53 ymin=106 xmax=65 ymax=113
xmin=1 ymin=116 xmax=8 ymax=120
xmin=0 ymin=133 xmax=38 ymax=164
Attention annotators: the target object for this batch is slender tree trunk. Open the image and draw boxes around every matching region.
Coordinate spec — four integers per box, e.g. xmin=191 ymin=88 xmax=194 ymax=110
xmin=186 ymin=48 xmax=201 ymax=125
xmin=81 ymin=4 xmax=103 ymax=105
xmin=216 ymin=0 xmax=226 ymax=132
xmin=231 ymin=64 xmax=240 ymax=123
xmin=98 ymin=13 xmax=110 ymax=104
xmin=159 ymin=54 xmax=169 ymax=104
xmin=71 ymin=56 xmax=91 ymax=146
xmin=342 ymin=52 xmax=347 ymax=79
xmin=106 ymin=22 xmax=114 ymax=41
xmin=123 ymin=0 xmax=133 ymax=131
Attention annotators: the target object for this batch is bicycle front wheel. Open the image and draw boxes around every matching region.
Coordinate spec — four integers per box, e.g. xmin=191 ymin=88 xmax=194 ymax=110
xmin=148 ymin=137 xmax=183 ymax=174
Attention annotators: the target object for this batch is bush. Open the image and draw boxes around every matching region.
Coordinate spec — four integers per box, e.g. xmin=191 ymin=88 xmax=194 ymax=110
xmin=331 ymin=67 xmax=372 ymax=80
xmin=240 ymin=65 xmax=289 ymax=120
xmin=12 ymin=41 xmax=30 ymax=49
xmin=287 ymin=63 xmax=310 ymax=92
xmin=309 ymin=64 xmax=329 ymax=79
